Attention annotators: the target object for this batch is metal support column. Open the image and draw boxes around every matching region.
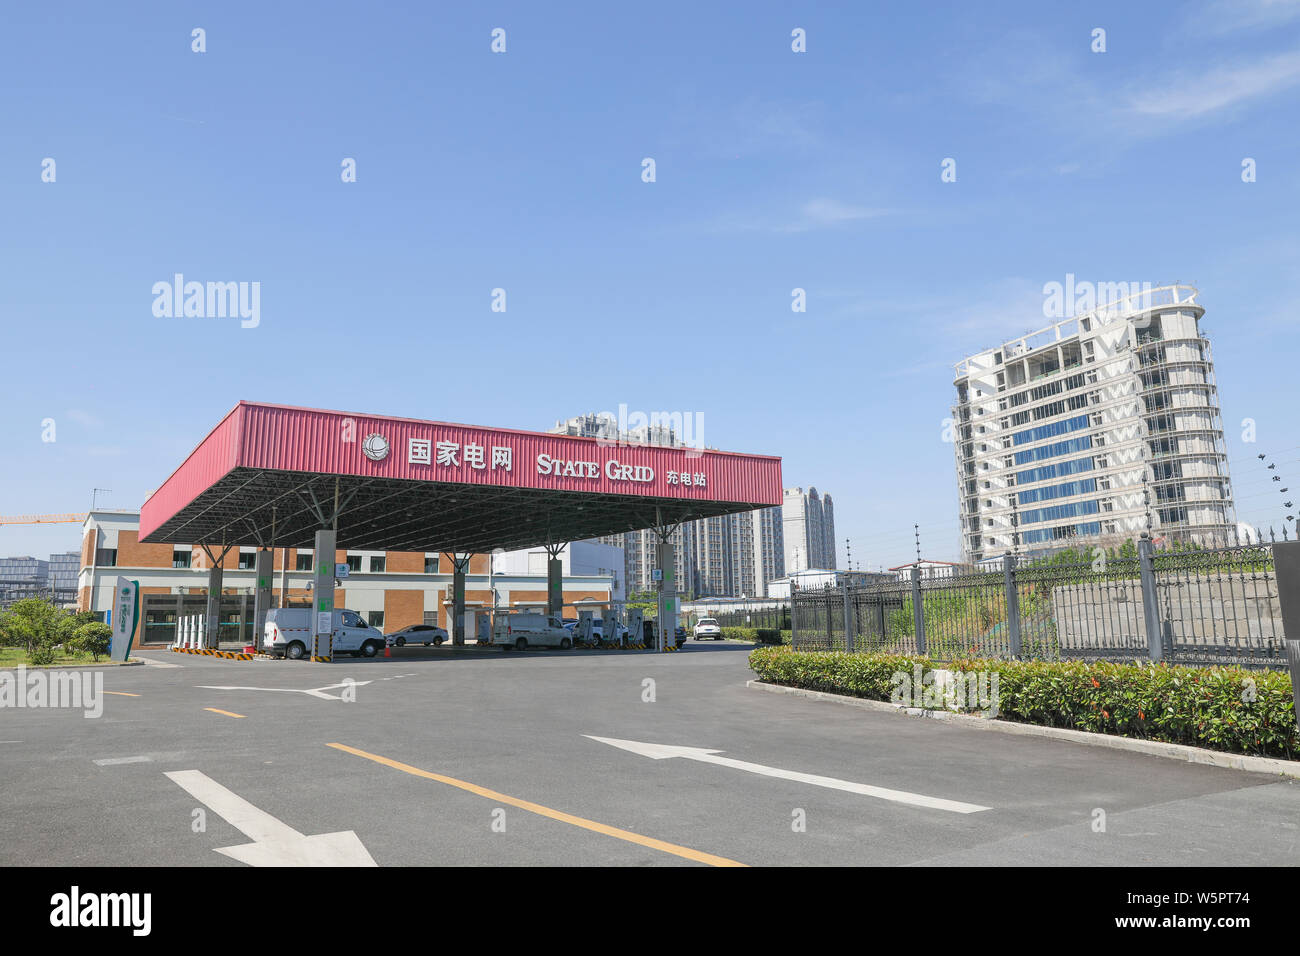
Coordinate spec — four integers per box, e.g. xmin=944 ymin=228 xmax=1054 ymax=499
xmin=201 ymin=546 xmax=229 ymax=649
xmin=651 ymin=511 xmax=681 ymax=653
xmin=252 ymin=549 xmax=273 ymax=652
xmin=312 ymin=529 xmax=337 ymax=661
xmin=450 ymin=553 xmax=472 ymax=645
xmin=544 ymin=543 xmax=566 ymax=621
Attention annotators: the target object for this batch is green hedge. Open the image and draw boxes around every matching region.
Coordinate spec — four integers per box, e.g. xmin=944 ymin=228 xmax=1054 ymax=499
xmin=748 ymin=647 xmax=1300 ymax=760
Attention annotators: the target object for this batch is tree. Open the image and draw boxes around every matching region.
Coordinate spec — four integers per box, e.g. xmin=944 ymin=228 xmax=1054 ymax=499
xmin=0 ymin=598 xmax=63 ymax=655
xmin=70 ymin=621 xmax=112 ymax=662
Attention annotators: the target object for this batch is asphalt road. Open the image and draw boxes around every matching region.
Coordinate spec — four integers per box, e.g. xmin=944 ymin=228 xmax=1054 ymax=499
xmin=2 ymin=641 xmax=1296 ymax=866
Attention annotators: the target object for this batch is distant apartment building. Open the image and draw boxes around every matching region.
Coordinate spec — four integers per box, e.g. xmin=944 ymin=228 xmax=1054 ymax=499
xmin=952 ymin=284 xmax=1235 ymax=562
xmin=783 ymin=487 xmax=837 ymax=573
xmin=549 ymin=412 xmax=787 ymax=598
xmin=0 ymin=552 xmax=82 ymax=607
xmin=48 ymin=551 xmax=79 ymax=591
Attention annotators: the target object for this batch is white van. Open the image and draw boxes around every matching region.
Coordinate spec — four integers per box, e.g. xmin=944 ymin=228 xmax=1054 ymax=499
xmin=491 ymin=612 xmax=572 ymax=651
xmin=264 ymin=608 xmax=386 ymax=660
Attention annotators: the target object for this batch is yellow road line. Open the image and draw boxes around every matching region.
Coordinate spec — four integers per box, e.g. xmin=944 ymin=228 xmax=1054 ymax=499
xmin=104 ymin=691 xmax=140 ymax=697
xmin=204 ymin=707 xmax=246 ymax=718
xmin=327 ymin=742 xmax=746 ymax=868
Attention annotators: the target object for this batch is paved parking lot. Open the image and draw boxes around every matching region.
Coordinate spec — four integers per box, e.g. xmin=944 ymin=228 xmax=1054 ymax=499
xmin=2 ymin=642 xmax=1297 ymax=866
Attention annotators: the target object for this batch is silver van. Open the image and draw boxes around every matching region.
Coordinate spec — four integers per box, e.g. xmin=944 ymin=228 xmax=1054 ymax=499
xmin=490 ymin=612 xmax=572 ymax=651
xmin=264 ymin=608 xmax=385 ymax=660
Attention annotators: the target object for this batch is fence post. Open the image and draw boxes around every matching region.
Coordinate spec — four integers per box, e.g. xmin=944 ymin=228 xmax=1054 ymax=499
xmin=825 ymin=590 xmax=834 ymax=648
xmin=1138 ymin=535 xmax=1163 ymax=662
xmin=790 ymin=588 xmax=799 ymax=650
xmin=842 ymin=580 xmax=854 ymax=654
xmin=1270 ymin=540 xmax=1300 ymax=730
xmin=1003 ymin=554 xmax=1022 ymax=658
xmin=911 ymin=566 xmax=926 ymax=656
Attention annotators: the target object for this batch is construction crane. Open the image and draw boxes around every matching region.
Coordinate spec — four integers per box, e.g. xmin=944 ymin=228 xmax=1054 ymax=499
xmin=0 ymin=513 xmax=87 ymax=525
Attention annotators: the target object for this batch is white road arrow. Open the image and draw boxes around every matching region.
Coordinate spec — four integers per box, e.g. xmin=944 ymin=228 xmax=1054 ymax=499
xmin=165 ymin=770 xmax=378 ymax=866
xmin=585 ymin=736 xmax=991 ymax=814
xmin=195 ymin=681 xmax=372 ymax=700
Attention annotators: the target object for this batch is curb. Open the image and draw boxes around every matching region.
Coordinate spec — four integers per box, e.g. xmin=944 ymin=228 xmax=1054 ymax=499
xmin=0 ymin=658 xmax=145 ymax=671
xmin=170 ymin=647 xmax=255 ymax=660
xmin=745 ymin=680 xmax=1300 ymax=780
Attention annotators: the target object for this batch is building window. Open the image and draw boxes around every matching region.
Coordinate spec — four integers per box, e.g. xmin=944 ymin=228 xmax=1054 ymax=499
xmin=238 ymin=552 xmax=257 ymax=570
xmin=346 ymin=555 xmax=362 ymax=573
xmin=369 ymin=556 xmax=386 ymax=573
xmin=95 ymin=548 xmax=117 ymax=567
xmin=296 ymin=554 xmax=313 ymax=571
xmin=173 ymin=550 xmax=191 ymax=569
xmin=367 ymin=611 xmax=385 ymax=628
xmin=424 ymin=556 xmax=440 ymax=574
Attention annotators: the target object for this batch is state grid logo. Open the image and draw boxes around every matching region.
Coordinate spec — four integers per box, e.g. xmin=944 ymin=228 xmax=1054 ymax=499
xmin=361 ymin=433 xmax=390 ymax=461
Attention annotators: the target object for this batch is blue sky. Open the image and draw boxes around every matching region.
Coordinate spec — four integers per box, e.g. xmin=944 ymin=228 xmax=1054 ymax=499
xmin=2 ymin=0 xmax=1298 ymax=570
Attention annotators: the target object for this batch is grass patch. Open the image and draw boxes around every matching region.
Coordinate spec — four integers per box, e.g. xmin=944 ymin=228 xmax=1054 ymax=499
xmin=0 ymin=646 xmax=113 ymax=668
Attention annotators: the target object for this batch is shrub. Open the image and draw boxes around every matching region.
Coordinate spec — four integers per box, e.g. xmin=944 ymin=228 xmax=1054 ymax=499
xmin=720 ymin=627 xmax=759 ymax=643
xmin=71 ymin=622 xmax=112 ymax=662
xmin=28 ymin=641 xmax=57 ymax=666
xmin=747 ymin=647 xmax=1300 ymax=760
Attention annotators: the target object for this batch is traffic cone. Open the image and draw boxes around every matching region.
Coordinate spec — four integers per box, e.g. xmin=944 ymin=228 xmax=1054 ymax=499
xmin=384 ymin=643 xmax=391 ymax=658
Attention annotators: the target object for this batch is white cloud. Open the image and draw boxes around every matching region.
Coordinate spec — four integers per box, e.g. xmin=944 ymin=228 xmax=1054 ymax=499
xmin=792 ymin=198 xmax=892 ymax=230
xmin=1128 ymin=50 xmax=1300 ymax=119
xmin=66 ymin=409 xmax=103 ymax=428
xmin=1186 ymin=0 xmax=1300 ymax=35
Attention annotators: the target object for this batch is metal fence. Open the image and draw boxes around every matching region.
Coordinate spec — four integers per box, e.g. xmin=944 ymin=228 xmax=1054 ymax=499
xmin=708 ymin=607 xmax=791 ymax=630
xmin=792 ymin=538 xmax=1293 ymax=670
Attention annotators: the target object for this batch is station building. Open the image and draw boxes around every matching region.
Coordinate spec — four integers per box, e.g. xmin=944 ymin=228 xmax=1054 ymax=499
xmin=78 ymin=510 xmax=617 ymax=647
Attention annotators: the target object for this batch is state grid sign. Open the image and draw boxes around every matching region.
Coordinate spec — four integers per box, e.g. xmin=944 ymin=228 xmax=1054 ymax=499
xmin=110 ymin=577 xmax=140 ymax=662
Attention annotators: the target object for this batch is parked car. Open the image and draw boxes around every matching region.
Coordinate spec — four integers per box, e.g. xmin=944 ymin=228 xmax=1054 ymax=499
xmin=590 ymin=619 xmax=629 ymax=642
xmin=694 ymin=618 xmax=722 ymax=641
xmin=675 ymin=626 xmax=687 ymax=647
xmin=386 ymin=623 xmax=448 ymax=647
xmin=264 ymin=608 xmax=385 ymax=660
xmin=490 ymin=612 xmax=573 ymax=651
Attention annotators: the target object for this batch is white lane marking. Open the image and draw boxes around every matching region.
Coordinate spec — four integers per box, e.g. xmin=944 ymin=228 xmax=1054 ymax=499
xmin=94 ymin=756 xmax=153 ymax=766
xmin=164 ymin=770 xmax=377 ymax=866
xmin=585 ymin=736 xmax=992 ymax=814
xmin=195 ymin=681 xmax=372 ymax=700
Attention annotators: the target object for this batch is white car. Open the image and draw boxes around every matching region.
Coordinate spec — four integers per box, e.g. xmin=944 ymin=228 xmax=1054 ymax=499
xmin=694 ymin=618 xmax=722 ymax=641
xmin=386 ymin=624 xmax=448 ymax=647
